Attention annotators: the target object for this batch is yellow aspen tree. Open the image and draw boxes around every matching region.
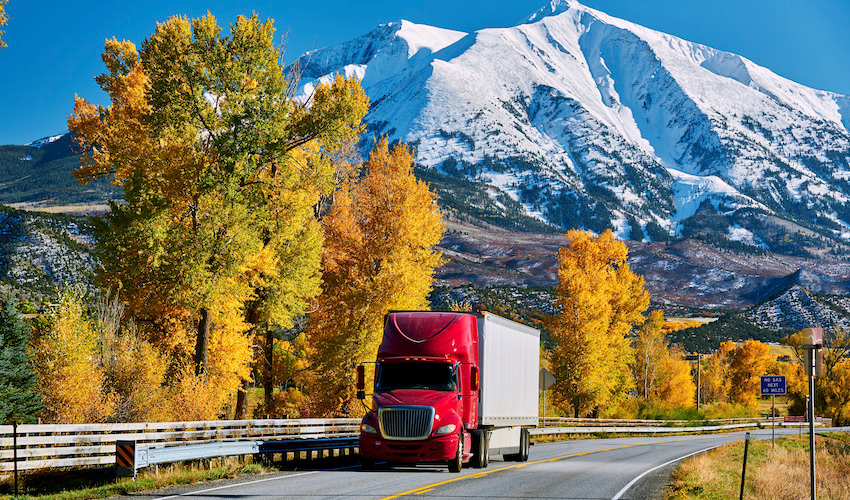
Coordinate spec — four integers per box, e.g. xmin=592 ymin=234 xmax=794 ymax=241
xmin=699 ymin=340 xmax=735 ymax=404
xmin=769 ymin=356 xmax=805 ymax=416
xmin=549 ymin=229 xmax=649 ymax=418
xmin=784 ymin=328 xmax=850 ymax=424
xmin=633 ymin=310 xmax=667 ymax=398
xmin=0 ymin=0 xmax=7 ymax=48
xmin=654 ymin=346 xmax=697 ymax=408
xmin=107 ymin=328 xmax=171 ymax=422
xmin=729 ymin=340 xmax=774 ymax=408
xmin=307 ymin=138 xmax=444 ymax=416
xmin=34 ymin=288 xmax=117 ymax=423
xmin=633 ymin=310 xmax=696 ymax=407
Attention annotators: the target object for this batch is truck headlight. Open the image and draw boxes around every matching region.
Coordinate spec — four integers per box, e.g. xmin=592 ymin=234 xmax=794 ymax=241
xmin=361 ymin=423 xmax=378 ymax=434
xmin=435 ymin=424 xmax=457 ymax=435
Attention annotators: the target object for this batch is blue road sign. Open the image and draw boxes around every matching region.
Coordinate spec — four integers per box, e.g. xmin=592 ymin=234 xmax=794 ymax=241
xmin=760 ymin=375 xmax=786 ymax=396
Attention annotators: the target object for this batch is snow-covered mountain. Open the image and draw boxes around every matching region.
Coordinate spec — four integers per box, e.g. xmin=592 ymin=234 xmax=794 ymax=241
xmin=291 ymin=0 xmax=850 ymax=253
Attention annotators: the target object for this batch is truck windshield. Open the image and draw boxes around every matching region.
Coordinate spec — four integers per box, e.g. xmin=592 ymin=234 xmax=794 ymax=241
xmin=375 ymin=362 xmax=456 ymax=392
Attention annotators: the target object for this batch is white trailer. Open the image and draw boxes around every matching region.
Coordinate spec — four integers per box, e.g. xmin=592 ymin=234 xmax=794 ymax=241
xmin=475 ymin=312 xmax=540 ymax=461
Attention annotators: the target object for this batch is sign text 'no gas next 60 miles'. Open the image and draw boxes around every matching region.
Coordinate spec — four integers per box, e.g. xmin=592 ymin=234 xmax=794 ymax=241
xmin=760 ymin=375 xmax=786 ymax=396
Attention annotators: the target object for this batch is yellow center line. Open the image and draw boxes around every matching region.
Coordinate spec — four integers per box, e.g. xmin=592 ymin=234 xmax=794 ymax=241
xmin=379 ymin=435 xmax=717 ymax=499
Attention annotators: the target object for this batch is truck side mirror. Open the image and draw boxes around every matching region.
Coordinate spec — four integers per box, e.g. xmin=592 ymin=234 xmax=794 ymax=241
xmin=356 ymin=364 xmax=365 ymax=391
xmin=471 ymin=366 xmax=479 ymax=391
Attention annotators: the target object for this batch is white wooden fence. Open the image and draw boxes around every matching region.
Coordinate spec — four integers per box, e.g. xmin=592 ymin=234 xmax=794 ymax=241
xmin=0 ymin=418 xmax=358 ymax=473
xmin=538 ymin=417 xmax=771 ymax=427
xmin=1 ymin=416 xmax=826 ymax=474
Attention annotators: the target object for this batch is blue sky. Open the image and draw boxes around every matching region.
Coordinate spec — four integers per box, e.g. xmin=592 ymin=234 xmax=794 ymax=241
xmin=1 ymin=0 xmax=848 ymax=145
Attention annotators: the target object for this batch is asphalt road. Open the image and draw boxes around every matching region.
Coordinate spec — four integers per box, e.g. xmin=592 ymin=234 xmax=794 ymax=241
xmin=126 ymin=428 xmax=817 ymax=500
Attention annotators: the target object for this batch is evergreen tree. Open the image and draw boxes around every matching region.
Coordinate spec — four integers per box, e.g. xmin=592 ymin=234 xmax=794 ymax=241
xmin=0 ymin=296 xmax=42 ymax=424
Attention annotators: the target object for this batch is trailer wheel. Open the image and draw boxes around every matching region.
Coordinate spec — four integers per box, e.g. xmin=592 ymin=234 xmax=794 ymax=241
xmin=505 ymin=428 xmax=530 ymax=462
xmin=449 ymin=434 xmax=463 ymax=473
xmin=519 ymin=428 xmax=530 ymax=462
xmin=471 ymin=429 xmax=489 ymax=468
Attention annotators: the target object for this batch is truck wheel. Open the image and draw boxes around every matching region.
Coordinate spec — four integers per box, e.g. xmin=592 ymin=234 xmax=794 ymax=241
xmin=361 ymin=457 xmax=376 ymax=471
xmin=448 ymin=434 xmax=463 ymax=473
xmin=471 ymin=429 xmax=489 ymax=468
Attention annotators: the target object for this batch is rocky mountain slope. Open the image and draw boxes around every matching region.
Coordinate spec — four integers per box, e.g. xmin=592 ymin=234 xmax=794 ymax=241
xmin=0 ymin=134 xmax=117 ymax=210
xmin=292 ymin=0 xmax=850 ymax=258
xmin=0 ymin=206 xmax=94 ymax=304
xmin=436 ymin=218 xmax=850 ymax=311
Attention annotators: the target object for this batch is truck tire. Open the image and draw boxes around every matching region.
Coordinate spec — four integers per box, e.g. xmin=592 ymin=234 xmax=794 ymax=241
xmin=471 ymin=429 xmax=489 ymax=468
xmin=361 ymin=457 xmax=376 ymax=471
xmin=449 ymin=434 xmax=463 ymax=473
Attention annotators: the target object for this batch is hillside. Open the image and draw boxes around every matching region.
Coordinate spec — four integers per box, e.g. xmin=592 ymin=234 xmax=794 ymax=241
xmin=0 ymin=133 xmax=118 ymax=211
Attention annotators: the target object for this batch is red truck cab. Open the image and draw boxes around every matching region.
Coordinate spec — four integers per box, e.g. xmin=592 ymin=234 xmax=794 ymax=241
xmin=357 ymin=312 xmax=481 ymax=471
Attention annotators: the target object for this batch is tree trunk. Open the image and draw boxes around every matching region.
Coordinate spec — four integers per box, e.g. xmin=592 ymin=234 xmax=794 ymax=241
xmin=234 ymin=377 xmax=250 ymax=419
xmin=195 ymin=307 xmax=210 ymax=377
xmin=263 ymin=327 xmax=275 ymax=412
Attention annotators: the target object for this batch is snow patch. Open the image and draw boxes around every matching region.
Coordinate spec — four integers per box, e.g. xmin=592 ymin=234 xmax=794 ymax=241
xmin=26 ymin=134 xmax=64 ymax=148
xmin=525 ymin=0 xmax=580 ymax=24
xmin=727 ymin=225 xmax=757 ymax=245
xmin=667 ymin=167 xmax=746 ymax=222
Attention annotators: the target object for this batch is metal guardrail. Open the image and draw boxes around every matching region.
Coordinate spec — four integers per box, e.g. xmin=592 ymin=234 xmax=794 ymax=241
xmin=133 ymin=437 xmax=360 ymax=470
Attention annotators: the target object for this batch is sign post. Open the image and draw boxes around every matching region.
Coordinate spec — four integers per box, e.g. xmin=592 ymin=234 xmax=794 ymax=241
xmin=539 ymin=368 xmax=556 ymax=427
xmin=760 ymin=375 xmax=786 ymax=449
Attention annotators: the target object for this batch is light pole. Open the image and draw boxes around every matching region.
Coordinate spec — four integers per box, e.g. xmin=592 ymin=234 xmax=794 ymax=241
xmin=801 ymin=327 xmax=823 ymax=500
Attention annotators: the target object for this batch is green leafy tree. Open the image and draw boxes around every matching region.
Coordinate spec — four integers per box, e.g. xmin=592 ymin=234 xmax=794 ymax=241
xmin=0 ymin=296 xmax=42 ymax=423
xmin=69 ymin=13 xmax=368 ymax=414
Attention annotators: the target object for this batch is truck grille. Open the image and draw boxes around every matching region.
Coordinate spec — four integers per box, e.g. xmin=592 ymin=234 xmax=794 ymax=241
xmin=378 ymin=406 xmax=434 ymax=440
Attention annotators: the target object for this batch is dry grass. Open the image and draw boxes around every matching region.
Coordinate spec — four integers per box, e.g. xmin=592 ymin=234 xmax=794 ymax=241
xmin=7 ymin=203 xmax=110 ymax=215
xmin=759 ymin=397 xmax=790 ymax=417
xmin=667 ymin=433 xmax=850 ymax=500
xmin=665 ymin=317 xmax=719 ymax=324
xmin=769 ymin=345 xmax=795 ymax=358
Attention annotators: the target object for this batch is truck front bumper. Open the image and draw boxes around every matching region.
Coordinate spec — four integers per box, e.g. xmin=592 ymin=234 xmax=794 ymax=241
xmin=359 ymin=432 xmax=459 ymax=464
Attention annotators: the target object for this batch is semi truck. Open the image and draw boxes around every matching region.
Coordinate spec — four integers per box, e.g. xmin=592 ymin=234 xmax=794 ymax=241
xmin=356 ymin=311 xmax=540 ymax=472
